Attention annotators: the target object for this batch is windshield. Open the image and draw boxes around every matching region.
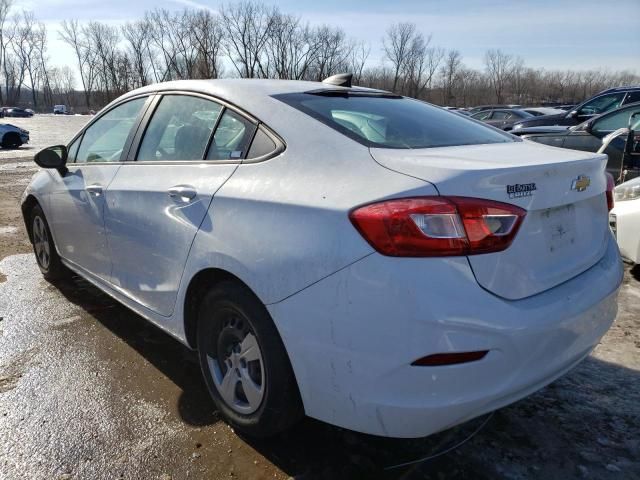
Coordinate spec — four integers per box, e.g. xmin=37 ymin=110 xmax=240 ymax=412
xmin=274 ymin=92 xmax=516 ymax=149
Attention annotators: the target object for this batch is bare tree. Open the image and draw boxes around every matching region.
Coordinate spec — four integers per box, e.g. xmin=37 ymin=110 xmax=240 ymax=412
xmin=383 ymin=22 xmax=416 ymax=92
xmin=440 ymin=49 xmax=462 ymax=104
xmin=123 ymin=20 xmax=151 ymax=87
xmin=220 ymin=1 xmax=276 ymax=78
xmin=484 ymin=48 xmax=514 ymax=103
xmin=60 ymin=19 xmax=96 ymax=109
xmin=190 ymin=10 xmax=225 ymax=79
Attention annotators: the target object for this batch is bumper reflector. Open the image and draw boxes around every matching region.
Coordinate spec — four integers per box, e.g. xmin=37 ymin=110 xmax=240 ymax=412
xmin=412 ymin=350 xmax=489 ymax=366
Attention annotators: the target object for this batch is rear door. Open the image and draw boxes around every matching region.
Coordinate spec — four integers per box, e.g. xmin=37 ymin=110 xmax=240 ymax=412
xmin=104 ymin=94 xmax=258 ymax=316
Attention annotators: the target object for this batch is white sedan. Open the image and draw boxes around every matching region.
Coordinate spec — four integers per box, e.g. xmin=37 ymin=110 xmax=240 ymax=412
xmin=611 ymin=176 xmax=640 ymax=264
xmin=21 ymin=78 xmax=622 ymax=438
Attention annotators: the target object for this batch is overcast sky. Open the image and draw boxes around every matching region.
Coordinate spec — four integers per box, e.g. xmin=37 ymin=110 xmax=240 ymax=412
xmin=13 ymin=0 xmax=640 ymax=81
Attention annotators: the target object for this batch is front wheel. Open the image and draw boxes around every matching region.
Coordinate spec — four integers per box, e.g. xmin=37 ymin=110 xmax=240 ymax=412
xmin=1 ymin=132 xmax=22 ymax=149
xmin=197 ymin=281 xmax=303 ymax=437
xmin=30 ymin=205 xmax=70 ymax=281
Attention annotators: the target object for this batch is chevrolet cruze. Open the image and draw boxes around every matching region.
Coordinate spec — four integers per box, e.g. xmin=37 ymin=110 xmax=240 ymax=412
xmin=22 ymin=78 xmax=623 ymax=438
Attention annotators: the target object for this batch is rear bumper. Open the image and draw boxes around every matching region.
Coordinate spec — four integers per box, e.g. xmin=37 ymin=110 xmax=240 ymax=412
xmin=269 ymin=233 xmax=623 ymax=438
xmin=610 ymin=200 xmax=640 ymax=264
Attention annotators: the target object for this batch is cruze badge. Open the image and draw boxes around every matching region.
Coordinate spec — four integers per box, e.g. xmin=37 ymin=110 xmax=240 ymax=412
xmin=571 ymin=175 xmax=591 ymax=192
xmin=506 ymin=183 xmax=537 ymax=199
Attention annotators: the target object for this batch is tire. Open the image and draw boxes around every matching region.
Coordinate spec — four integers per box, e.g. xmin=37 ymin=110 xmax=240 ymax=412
xmin=1 ymin=132 xmax=22 ymax=149
xmin=29 ymin=205 xmax=70 ymax=281
xmin=197 ymin=280 xmax=303 ymax=437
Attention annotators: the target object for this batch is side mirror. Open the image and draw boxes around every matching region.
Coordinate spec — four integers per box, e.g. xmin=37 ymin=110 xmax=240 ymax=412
xmin=568 ymin=110 xmax=579 ymax=119
xmin=34 ymin=145 xmax=68 ymax=173
xmin=583 ymin=120 xmax=594 ymax=133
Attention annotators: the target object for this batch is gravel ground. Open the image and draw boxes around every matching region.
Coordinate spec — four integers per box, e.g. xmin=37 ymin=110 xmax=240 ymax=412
xmin=0 ymin=115 xmax=638 ymax=479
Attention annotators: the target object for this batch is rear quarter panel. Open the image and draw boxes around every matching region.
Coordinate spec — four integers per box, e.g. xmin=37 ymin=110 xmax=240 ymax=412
xmin=180 ymin=127 xmax=437 ymax=306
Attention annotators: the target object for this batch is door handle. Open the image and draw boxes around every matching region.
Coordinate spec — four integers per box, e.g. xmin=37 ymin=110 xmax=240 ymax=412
xmin=85 ymin=184 xmax=103 ymax=196
xmin=168 ymin=185 xmax=197 ymax=202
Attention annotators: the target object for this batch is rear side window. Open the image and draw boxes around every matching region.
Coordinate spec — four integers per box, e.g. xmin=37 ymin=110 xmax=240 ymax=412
xmin=275 ymin=93 xmax=515 ymax=149
xmin=247 ymin=127 xmax=277 ymax=159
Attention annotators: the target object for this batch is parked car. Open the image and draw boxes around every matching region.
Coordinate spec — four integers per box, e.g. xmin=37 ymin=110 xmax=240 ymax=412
xmin=471 ymin=108 xmax=533 ymax=130
xmin=610 ymin=176 xmax=640 ymax=265
xmin=512 ymin=86 xmax=640 ymax=131
xmin=0 ymin=123 xmax=29 ymax=148
xmin=22 ymin=78 xmax=622 ymax=439
xmin=522 ymin=107 xmax=567 ymax=117
xmin=521 ymin=102 xmax=640 ymax=181
xmin=53 ymin=104 xmax=67 ymax=114
xmin=4 ymin=107 xmax=34 ymax=118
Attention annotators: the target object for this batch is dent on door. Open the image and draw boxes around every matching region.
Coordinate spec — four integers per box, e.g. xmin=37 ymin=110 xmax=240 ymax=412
xmin=104 ymin=163 xmax=238 ymax=317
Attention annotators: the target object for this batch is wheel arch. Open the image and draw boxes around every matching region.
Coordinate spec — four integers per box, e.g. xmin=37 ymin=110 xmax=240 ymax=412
xmin=21 ymin=194 xmax=40 ymax=243
xmin=183 ymin=267 xmax=259 ymax=349
xmin=2 ymin=130 xmax=20 ymax=147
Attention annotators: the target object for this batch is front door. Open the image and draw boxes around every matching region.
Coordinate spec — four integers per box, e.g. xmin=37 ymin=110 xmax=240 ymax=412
xmin=47 ymin=96 xmax=149 ymax=279
xmin=105 ymin=95 xmax=257 ymax=317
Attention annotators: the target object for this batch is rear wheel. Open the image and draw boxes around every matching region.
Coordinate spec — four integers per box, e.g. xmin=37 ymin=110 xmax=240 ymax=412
xmin=30 ymin=205 xmax=70 ymax=280
xmin=1 ymin=132 xmax=22 ymax=149
xmin=197 ymin=281 xmax=303 ymax=437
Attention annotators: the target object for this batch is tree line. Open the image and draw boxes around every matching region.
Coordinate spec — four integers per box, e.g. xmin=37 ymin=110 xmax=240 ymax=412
xmin=0 ymin=0 xmax=638 ymax=112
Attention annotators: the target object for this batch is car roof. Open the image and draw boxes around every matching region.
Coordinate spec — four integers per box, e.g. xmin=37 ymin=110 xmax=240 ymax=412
xmin=115 ymin=79 xmax=387 ymax=125
xmin=596 ymin=85 xmax=640 ymax=95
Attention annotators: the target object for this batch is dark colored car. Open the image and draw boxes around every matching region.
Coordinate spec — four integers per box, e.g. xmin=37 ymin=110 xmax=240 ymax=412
xmin=512 ymin=86 xmax=640 ymax=131
xmin=4 ymin=107 xmax=34 ymax=118
xmin=471 ymin=108 xmax=533 ymax=131
xmin=522 ymin=102 xmax=640 ymax=181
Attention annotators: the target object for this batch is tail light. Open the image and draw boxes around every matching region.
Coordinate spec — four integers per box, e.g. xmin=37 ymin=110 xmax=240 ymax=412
xmin=349 ymin=196 xmax=526 ymax=257
xmin=605 ymin=172 xmax=615 ymax=212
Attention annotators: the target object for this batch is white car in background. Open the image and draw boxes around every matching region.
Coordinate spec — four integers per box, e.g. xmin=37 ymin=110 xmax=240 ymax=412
xmin=21 ymin=77 xmax=623 ymax=438
xmin=0 ymin=122 xmax=29 ymax=148
xmin=611 ymin=176 xmax=640 ymax=264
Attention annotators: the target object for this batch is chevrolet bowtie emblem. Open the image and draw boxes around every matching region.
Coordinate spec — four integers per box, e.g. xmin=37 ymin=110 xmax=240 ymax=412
xmin=571 ymin=175 xmax=591 ymax=192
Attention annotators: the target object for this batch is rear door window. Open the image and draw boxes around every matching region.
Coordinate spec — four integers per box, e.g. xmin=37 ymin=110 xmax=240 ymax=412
xmin=472 ymin=111 xmax=492 ymax=121
xmin=137 ymin=95 xmax=222 ymax=161
xmin=207 ymin=110 xmax=257 ymax=160
xmin=492 ymin=111 xmax=511 ymax=120
xmin=275 ymin=93 xmax=514 ymax=149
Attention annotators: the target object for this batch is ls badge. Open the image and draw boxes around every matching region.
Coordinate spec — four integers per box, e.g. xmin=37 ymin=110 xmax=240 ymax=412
xmin=571 ymin=175 xmax=591 ymax=192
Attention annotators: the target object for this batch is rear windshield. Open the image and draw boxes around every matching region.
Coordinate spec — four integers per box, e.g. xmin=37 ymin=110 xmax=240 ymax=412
xmin=274 ymin=92 xmax=516 ymax=149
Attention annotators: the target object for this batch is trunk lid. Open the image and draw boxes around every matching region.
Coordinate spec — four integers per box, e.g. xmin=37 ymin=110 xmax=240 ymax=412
xmin=370 ymin=141 xmax=610 ymax=300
